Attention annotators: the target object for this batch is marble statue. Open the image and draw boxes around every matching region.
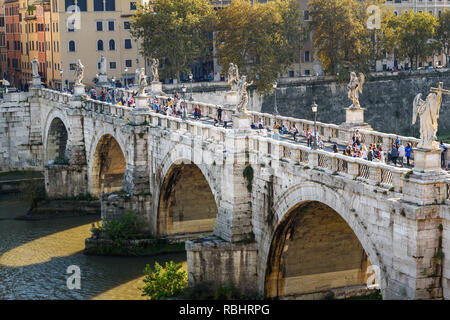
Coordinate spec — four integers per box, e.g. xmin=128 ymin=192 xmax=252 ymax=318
xmin=99 ymin=55 xmax=107 ymax=75
xmin=412 ymin=82 xmax=450 ymax=149
xmin=32 ymin=57 xmax=39 ymax=78
xmin=347 ymin=72 xmax=365 ymax=108
xmin=151 ymin=58 xmax=159 ymax=82
xmin=74 ymin=59 xmax=84 ymax=85
xmin=236 ymin=75 xmax=253 ymax=114
xmin=228 ymin=62 xmax=239 ymax=92
xmin=136 ymin=68 xmax=148 ymax=96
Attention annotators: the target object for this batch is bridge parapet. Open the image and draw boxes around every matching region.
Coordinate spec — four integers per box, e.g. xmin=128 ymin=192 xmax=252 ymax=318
xmin=250 ymin=135 xmax=414 ymax=194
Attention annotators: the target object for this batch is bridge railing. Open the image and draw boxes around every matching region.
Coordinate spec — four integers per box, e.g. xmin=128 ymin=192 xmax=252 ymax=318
xmin=83 ymin=97 xmax=133 ymax=119
xmin=36 ymin=87 xmax=427 ymax=154
xmin=38 ymin=88 xmax=72 ymax=104
xmin=151 ymin=90 xmax=421 ymax=150
xmin=142 ymin=110 xmax=228 ymax=145
xmin=251 ymin=135 xmax=411 ymax=191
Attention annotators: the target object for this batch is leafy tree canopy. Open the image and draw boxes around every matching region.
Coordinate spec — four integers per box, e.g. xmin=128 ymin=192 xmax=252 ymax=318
xmin=215 ymin=0 xmax=306 ymax=93
xmin=132 ymin=0 xmax=216 ymax=81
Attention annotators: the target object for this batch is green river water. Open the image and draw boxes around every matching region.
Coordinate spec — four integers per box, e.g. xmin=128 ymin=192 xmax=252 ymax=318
xmin=0 ymin=193 xmax=187 ymax=300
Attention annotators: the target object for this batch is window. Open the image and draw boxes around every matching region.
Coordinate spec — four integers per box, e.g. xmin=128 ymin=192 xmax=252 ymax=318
xmin=130 ymin=2 xmax=137 ymax=10
xmin=109 ymin=39 xmax=115 ymax=50
xmin=96 ymin=21 xmax=103 ymax=31
xmin=125 ymin=59 xmax=132 ymax=68
xmin=69 ymin=40 xmax=76 ymax=52
xmin=105 ymin=0 xmax=115 ymax=11
xmin=108 ymin=21 xmax=114 ymax=31
xmin=304 ymin=10 xmax=310 ymax=21
xmin=289 ymin=70 xmax=294 ymax=77
xmin=110 ymin=61 xmax=116 ymax=69
xmin=304 ymin=51 xmax=310 ymax=62
xmin=69 ymin=63 xmax=77 ymax=71
xmin=304 ymin=69 xmax=310 ymax=75
xmin=97 ymin=39 xmax=104 ymax=51
xmin=94 ymin=0 xmax=104 ymax=11
xmin=124 ymin=21 xmax=130 ymax=30
xmin=124 ymin=39 xmax=132 ymax=49
xmin=65 ymin=0 xmax=75 ymax=10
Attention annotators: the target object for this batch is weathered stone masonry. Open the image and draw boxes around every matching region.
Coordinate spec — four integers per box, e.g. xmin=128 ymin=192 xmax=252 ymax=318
xmin=1 ymin=87 xmax=450 ymax=299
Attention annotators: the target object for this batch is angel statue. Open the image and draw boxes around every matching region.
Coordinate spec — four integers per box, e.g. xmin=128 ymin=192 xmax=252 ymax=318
xmin=236 ymin=75 xmax=253 ymax=114
xmin=99 ymin=55 xmax=107 ymax=75
xmin=347 ymin=72 xmax=365 ymax=108
xmin=136 ymin=68 xmax=148 ymax=96
xmin=227 ymin=62 xmax=239 ymax=92
xmin=32 ymin=57 xmax=39 ymax=78
xmin=151 ymin=58 xmax=159 ymax=82
xmin=412 ymin=82 xmax=449 ymax=149
xmin=74 ymin=59 xmax=84 ymax=85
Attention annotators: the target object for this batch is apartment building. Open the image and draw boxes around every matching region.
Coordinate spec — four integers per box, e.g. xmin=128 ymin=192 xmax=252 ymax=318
xmin=0 ymin=0 xmax=7 ymax=79
xmin=48 ymin=0 xmax=146 ymax=89
xmin=378 ymin=0 xmax=450 ymax=71
xmin=4 ymin=0 xmax=21 ymax=88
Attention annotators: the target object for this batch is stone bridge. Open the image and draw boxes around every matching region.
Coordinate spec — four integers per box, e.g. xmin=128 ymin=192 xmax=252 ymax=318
xmin=1 ymin=85 xmax=450 ymax=300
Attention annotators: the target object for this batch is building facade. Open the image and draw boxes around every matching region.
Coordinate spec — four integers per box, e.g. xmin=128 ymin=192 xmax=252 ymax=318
xmin=52 ymin=0 xmax=146 ymax=89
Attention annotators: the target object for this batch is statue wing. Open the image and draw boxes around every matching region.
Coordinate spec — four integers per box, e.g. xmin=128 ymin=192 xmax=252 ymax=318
xmin=358 ymin=73 xmax=365 ymax=93
xmin=412 ymin=93 xmax=423 ymax=125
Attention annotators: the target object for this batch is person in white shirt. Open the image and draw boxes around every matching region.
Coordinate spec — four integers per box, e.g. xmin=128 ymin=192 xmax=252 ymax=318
xmin=398 ymin=143 xmax=405 ymax=167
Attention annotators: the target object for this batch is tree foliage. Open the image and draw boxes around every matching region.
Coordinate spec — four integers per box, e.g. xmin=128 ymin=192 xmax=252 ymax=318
xmin=309 ymin=0 xmax=394 ymax=75
xmin=141 ymin=261 xmax=187 ymax=300
xmin=215 ymin=0 xmax=305 ymax=93
xmin=131 ymin=0 xmax=216 ymax=80
xmin=436 ymin=10 xmax=450 ymax=66
xmin=392 ymin=11 xmax=440 ymax=69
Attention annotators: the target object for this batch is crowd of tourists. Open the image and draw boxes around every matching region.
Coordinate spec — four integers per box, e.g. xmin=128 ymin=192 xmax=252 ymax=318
xmin=86 ymin=86 xmax=449 ymax=170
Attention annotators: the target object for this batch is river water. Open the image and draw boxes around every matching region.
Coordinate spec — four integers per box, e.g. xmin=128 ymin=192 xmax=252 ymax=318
xmin=0 ymin=193 xmax=187 ymax=300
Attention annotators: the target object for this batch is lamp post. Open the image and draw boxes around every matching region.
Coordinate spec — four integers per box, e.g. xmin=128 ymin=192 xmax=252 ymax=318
xmin=312 ymin=102 xmax=318 ymax=150
xmin=273 ymin=80 xmax=278 ymax=115
xmin=188 ymin=72 xmax=193 ymax=101
xmin=59 ymin=69 xmax=63 ymax=91
xmin=124 ymin=67 xmax=128 ymax=90
xmin=181 ymin=84 xmax=187 ymax=100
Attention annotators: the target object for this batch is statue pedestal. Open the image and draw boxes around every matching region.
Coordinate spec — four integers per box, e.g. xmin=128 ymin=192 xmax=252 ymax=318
xmin=413 ymin=148 xmax=442 ymax=174
xmin=225 ymin=91 xmax=238 ymax=105
xmin=134 ymin=94 xmax=149 ymax=110
xmin=74 ymin=83 xmax=85 ymax=96
xmin=232 ymin=113 xmax=252 ymax=130
xmin=98 ymin=73 xmax=108 ymax=84
xmin=345 ymin=107 xmax=365 ymax=124
xmin=150 ymin=81 xmax=163 ymax=95
xmin=131 ymin=94 xmax=150 ymax=124
xmin=32 ymin=76 xmax=42 ymax=89
xmin=340 ymin=107 xmax=372 ymax=130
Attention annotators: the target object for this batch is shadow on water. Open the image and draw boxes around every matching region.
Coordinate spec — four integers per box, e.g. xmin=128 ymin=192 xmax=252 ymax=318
xmin=0 ymin=192 xmax=187 ymax=300
xmin=0 ymin=251 xmax=187 ymax=300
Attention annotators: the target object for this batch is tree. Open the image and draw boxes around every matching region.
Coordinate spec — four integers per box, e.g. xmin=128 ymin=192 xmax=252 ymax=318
xmin=215 ymin=0 xmax=305 ymax=93
xmin=141 ymin=261 xmax=187 ymax=300
xmin=436 ymin=10 xmax=450 ymax=67
xmin=393 ymin=11 xmax=439 ymax=69
xmin=132 ymin=0 xmax=216 ymax=81
xmin=309 ymin=0 xmax=393 ymax=75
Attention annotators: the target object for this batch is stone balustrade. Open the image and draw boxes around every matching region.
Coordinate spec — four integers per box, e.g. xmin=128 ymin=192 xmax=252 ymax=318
xmin=251 ymin=135 xmax=411 ymax=192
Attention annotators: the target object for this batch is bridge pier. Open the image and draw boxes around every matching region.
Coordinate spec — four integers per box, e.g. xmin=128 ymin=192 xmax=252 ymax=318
xmin=44 ymin=99 xmax=89 ymax=199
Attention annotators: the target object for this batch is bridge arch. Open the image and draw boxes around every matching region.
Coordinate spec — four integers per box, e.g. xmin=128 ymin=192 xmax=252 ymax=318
xmin=261 ymin=182 xmax=384 ymax=299
xmin=43 ymin=110 xmax=71 ymax=164
xmin=156 ymin=145 xmax=220 ymax=237
xmin=88 ymin=130 xmax=128 ymax=197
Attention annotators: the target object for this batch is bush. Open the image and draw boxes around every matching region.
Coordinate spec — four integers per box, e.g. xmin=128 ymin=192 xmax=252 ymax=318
xmin=101 ymin=210 xmax=144 ymax=244
xmin=141 ymin=261 xmax=187 ymax=300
